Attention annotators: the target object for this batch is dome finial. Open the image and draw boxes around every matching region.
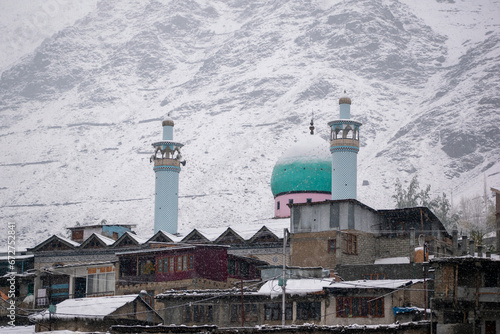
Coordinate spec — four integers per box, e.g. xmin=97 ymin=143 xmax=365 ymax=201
xmin=309 ymin=112 xmax=315 ymax=135
xmin=339 ymin=90 xmax=351 ymax=105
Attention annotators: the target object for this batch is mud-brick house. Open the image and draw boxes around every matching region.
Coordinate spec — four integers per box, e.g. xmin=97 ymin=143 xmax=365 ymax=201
xmin=155 ymin=278 xmax=426 ymax=327
xmin=31 ymin=294 xmax=162 ymax=332
xmin=116 ymin=244 xmax=266 ymax=299
xmin=431 ymin=254 xmax=500 ymax=334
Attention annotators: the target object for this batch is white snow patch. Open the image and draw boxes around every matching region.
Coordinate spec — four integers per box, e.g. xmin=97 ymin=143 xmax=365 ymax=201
xmin=374 ymin=257 xmax=410 ymax=264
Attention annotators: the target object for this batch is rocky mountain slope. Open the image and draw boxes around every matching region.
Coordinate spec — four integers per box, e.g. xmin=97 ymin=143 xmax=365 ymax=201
xmin=0 ymin=0 xmax=499 ymax=248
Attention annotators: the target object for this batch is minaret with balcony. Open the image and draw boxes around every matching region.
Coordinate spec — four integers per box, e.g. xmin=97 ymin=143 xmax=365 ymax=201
xmin=151 ymin=116 xmax=184 ymax=234
xmin=328 ymin=94 xmax=362 ymax=200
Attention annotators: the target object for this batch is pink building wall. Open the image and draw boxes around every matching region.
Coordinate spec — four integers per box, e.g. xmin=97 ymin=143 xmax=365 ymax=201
xmin=274 ymin=193 xmax=331 ymax=218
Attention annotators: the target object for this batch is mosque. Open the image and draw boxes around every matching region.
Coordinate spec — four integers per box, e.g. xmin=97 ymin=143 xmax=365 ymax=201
xmin=25 ymin=93 xmax=456 ymax=305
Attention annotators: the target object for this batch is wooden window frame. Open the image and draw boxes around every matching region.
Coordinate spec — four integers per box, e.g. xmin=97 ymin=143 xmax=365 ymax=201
xmin=328 ymin=239 xmax=336 ymax=253
xmin=72 ymin=230 xmax=84 ymax=240
xmin=342 ymin=233 xmax=358 ymax=255
xmin=157 ymin=254 xmax=195 ymax=273
xmin=337 ymin=297 xmax=384 ymax=318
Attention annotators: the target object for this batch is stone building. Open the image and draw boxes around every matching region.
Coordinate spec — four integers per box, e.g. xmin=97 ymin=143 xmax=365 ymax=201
xmin=431 ymin=254 xmax=500 ymax=334
xmin=155 ymin=278 xmax=426 ymax=327
xmin=31 ymin=294 xmax=162 ymax=332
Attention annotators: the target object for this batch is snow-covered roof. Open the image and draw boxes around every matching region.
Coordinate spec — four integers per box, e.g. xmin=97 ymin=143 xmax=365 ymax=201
xmin=116 ymin=245 xmax=196 ymax=256
xmin=327 ymin=279 xmax=423 ymax=290
xmin=126 ymin=232 xmax=149 ymax=244
xmin=258 ymin=278 xmax=423 ymax=298
xmin=176 ymin=219 xmax=290 ymax=242
xmin=30 ymin=294 xmax=139 ymax=321
xmin=151 ymin=230 xmax=184 ymax=243
xmin=374 ymin=257 xmax=410 ymax=264
xmin=430 ymin=254 xmax=500 ymax=262
xmin=156 ymin=288 xmax=257 ymax=299
xmin=257 ymin=278 xmax=336 ymax=297
xmin=58 ymin=235 xmax=81 ymax=247
xmin=41 ymin=261 xmax=115 ymax=269
xmin=92 ymin=233 xmax=116 ymax=246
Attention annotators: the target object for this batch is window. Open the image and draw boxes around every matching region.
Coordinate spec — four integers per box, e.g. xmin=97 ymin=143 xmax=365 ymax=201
xmin=288 ymin=199 xmax=293 ymax=205
xmin=264 ymin=303 xmax=292 ymax=321
xmin=342 ymin=233 xmax=357 ymax=255
xmin=364 ymin=273 xmax=386 ymax=280
xmin=87 ymin=267 xmax=115 ymax=296
xmin=72 ymin=230 xmax=84 ymax=240
xmin=228 ymin=259 xmax=235 ymax=275
xmin=306 ymin=198 xmax=312 ymax=203
xmin=188 ymin=255 xmax=194 ymax=270
xmin=140 ymin=260 xmax=155 ymax=275
xmin=230 ymin=303 xmax=258 ymax=323
xmin=177 ymin=256 xmax=183 ymax=271
xmin=277 ymin=201 xmax=280 ymax=210
xmin=240 ymin=262 xmax=249 ymax=278
xmin=337 ymin=297 xmax=384 ymax=318
xmin=185 ymin=305 xmax=213 ymax=323
xmin=157 ymin=254 xmax=194 ymax=273
xmin=328 ymin=239 xmax=336 ymax=253
xmin=297 ymin=302 xmax=321 ymax=320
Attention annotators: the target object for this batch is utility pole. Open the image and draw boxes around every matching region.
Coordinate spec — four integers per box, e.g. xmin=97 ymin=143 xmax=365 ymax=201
xmin=282 ymin=228 xmax=288 ymax=327
xmin=240 ymin=279 xmax=244 ymax=327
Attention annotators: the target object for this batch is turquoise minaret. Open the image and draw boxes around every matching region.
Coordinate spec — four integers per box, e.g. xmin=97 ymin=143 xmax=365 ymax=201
xmin=151 ymin=116 xmax=184 ymax=234
xmin=328 ymin=94 xmax=362 ymax=200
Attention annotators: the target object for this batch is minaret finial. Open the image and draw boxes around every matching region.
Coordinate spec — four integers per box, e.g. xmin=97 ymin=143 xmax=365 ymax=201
xmin=309 ymin=112 xmax=315 ymax=135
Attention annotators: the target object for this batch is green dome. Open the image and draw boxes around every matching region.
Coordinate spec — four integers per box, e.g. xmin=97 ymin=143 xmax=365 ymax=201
xmin=271 ymin=135 xmax=332 ymax=197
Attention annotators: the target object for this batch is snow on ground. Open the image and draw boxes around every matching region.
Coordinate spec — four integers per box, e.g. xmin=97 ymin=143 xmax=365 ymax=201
xmin=0 ymin=0 xmax=98 ymax=70
xmin=3 ymin=326 xmax=105 ymax=334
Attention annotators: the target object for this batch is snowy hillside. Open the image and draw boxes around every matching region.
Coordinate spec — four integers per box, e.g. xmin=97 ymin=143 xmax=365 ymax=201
xmin=0 ymin=0 xmax=499 ymax=248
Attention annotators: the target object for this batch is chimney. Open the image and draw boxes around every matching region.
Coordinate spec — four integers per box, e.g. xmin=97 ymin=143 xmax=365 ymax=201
xmin=469 ymin=240 xmax=475 ymax=256
xmin=461 ymin=235 xmax=468 ymax=255
xmin=452 ymin=228 xmax=458 ymax=256
xmin=478 ymin=245 xmax=483 ymax=258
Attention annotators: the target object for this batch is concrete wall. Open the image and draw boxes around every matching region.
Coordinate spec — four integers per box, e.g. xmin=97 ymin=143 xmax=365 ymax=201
xmin=291 ymin=201 xmax=380 ymax=234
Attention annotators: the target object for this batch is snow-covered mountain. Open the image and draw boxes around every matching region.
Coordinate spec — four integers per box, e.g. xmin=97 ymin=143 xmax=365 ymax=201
xmin=1 ymin=0 xmax=499 ymax=248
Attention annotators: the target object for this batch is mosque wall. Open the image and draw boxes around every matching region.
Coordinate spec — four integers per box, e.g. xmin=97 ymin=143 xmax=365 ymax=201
xmin=290 ymin=200 xmax=380 ymax=234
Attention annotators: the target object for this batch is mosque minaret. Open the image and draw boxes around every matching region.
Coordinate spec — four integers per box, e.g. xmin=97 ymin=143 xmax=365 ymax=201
xmin=151 ymin=116 xmax=185 ymax=234
xmin=328 ymin=93 xmax=362 ymax=200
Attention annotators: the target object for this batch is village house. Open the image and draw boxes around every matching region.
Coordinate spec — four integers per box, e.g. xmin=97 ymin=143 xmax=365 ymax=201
xmin=30 ymin=294 xmax=162 ymax=332
xmin=155 ymin=278 xmax=427 ymax=327
xmin=431 ymin=253 xmax=500 ymax=334
xmin=28 ymin=228 xmax=147 ymax=307
xmin=115 ymin=243 xmax=267 ymax=311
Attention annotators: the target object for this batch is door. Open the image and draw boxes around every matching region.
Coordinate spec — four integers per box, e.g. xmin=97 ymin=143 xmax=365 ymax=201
xmin=74 ymin=277 xmax=86 ymax=299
